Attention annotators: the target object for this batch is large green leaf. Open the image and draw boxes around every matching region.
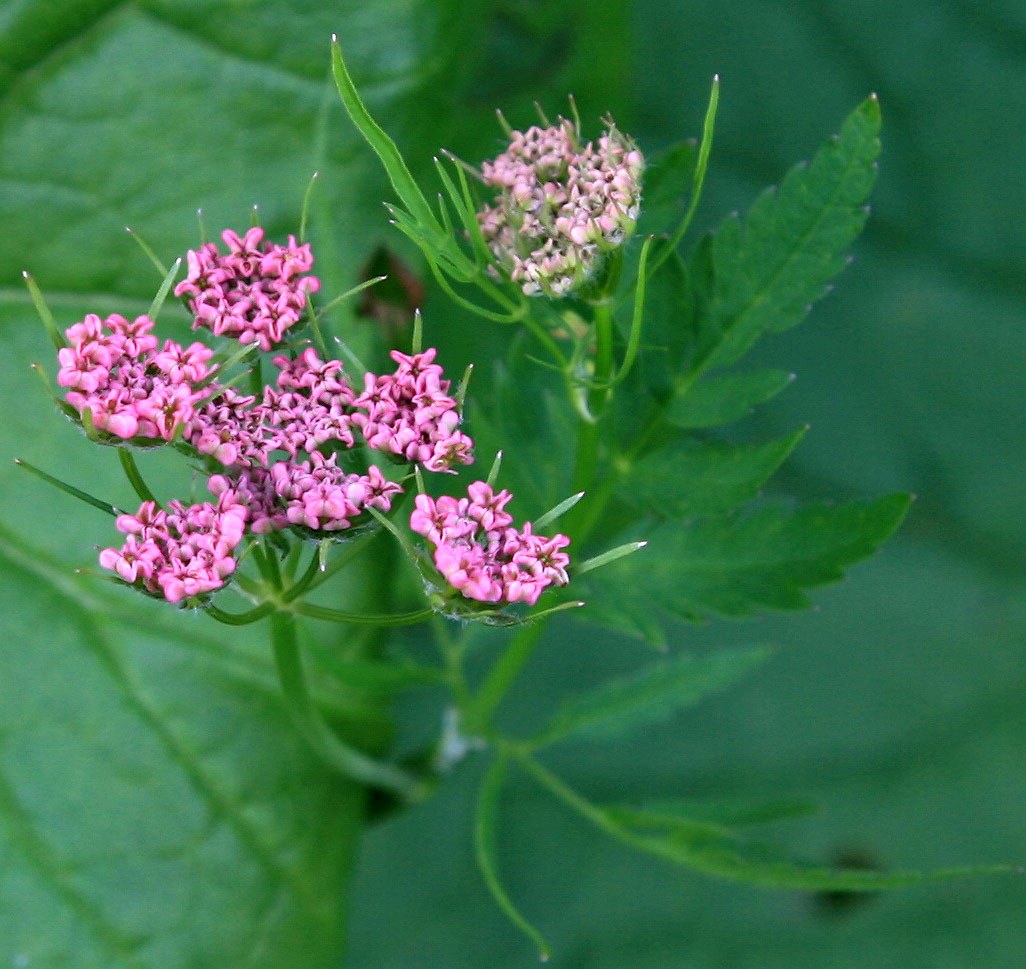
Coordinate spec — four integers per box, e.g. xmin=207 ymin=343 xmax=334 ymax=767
xmin=0 ymin=526 xmax=362 ymax=968
xmin=0 ymin=2 xmax=451 ymax=964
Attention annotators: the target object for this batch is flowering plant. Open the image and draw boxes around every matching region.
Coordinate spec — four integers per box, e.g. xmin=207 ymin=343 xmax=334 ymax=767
xmin=5 ymin=32 xmax=1014 ymax=969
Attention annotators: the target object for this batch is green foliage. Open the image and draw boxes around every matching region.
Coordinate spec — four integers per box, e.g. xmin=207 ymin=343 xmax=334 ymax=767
xmin=688 ymin=95 xmax=881 ymax=373
xmin=586 ymin=495 xmax=910 ymax=637
xmin=531 ymin=645 xmax=772 ymax=747
xmin=621 ymin=428 xmax=807 ymax=518
xmin=3 ymin=3 xmax=1016 ymax=966
xmin=664 ymin=369 xmax=795 ymax=428
xmin=0 ymin=525 xmax=360 ymax=968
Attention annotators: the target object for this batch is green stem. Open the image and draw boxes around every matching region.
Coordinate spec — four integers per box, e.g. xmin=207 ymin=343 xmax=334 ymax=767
xmin=271 ymin=611 xmax=425 ymax=800
xmin=118 ymin=448 xmax=158 ymax=504
xmin=206 ymin=602 xmax=277 ymax=626
xmin=465 ymin=621 xmax=546 ymax=733
xmin=587 ymin=300 xmax=615 ymax=415
xmin=282 ymin=547 xmax=325 ymax=604
xmin=510 ymin=744 xmax=617 ymax=835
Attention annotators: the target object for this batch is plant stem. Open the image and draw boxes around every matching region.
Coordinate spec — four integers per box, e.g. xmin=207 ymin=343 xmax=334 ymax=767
xmin=465 ymin=621 xmax=546 ymax=733
xmin=270 ymin=610 xmax=425 ymax=801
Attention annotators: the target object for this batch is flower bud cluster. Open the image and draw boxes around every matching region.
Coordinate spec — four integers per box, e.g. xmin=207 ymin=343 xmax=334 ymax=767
xmin=174 ymin=227 xmax=320 ymax=351
xmin=352 ymin=349 xmax=474 ymax=472
xmin=410 ymin=482 xmax=570 ymax=606
xmin=98 ymin=497 xmax=247 ymax=603
xmin=478 ymin=119 xmax=644 ymax=297
xmin=57 ymin=312 xmax=213 ymax=441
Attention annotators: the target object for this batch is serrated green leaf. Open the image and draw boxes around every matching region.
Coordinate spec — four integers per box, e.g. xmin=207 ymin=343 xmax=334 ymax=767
xmin=690 ymin=96 xmax=881 ymax=373
xmin=531 ymin=646 xmax=772 ymax=747
xmin=665 ymin=369 xmax=795 ymax=429
xmin=623 ymin=428 xmax=807 ymax=519
xmin=517 ymin=751 xmax=1014 ymax=894
xmin=584 ymin=494 xmax=911 ymax=637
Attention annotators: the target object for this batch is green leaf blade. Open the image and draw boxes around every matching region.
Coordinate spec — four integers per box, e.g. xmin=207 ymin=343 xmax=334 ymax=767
xmin=665 ymin=369 xmax=795 ymax=429
xmin=583 ymin=493 xmax=911 ymax=638
xmin=532 ymin=646 xmax=773 ymax=747
xmin=692 ymin=96 xmax=881 ymax=373
xmin=0 ymin=529 xmax=361 ymax=968
xmin=623 ymin=428 xmax=807 ymax=519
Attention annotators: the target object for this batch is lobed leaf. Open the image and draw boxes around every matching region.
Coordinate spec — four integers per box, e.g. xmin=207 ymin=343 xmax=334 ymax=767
xmin=621 ymin=428 xmax=807 ymax=519
xmin=664 ymin=369 xmax=795 ymax=429
xmin=583 ymin=493 xmax=911 ymax=638
xmin=688 ymin=95 xmax=881 ymax=374
xmin=531 ymin=646 xmax=772 ymax=747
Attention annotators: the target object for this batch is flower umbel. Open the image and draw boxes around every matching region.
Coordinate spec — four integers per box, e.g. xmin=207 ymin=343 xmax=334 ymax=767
xmin=352 ymin=348 xmax=474 ymax=472
xmin=411 ymin=481 xmax=570 ymax=606
xmin=174 ymin=227 xmax=321 ymax=351
xmin=99 ymin=497 xmax=247 ymax=604
xmin=477 ymin=117 xmax=644 ymax=298
xmin=58 ymin=312 xmax=213 ymax=442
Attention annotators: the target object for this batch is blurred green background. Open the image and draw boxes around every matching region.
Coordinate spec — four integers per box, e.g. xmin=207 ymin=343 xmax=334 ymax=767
xmin=0 ymin=0 xmax=1023 ymax=966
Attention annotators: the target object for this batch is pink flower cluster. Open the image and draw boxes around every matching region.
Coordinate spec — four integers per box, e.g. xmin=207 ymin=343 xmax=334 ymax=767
xmin=65 ymin=225 xmax=481 ymax=606
xmin=174 ymin=227 xmax=320 ymax=351
xmin=57 ymin=313 xmax=213 ymax=441
xmin=478 ymin=119 xmax=644 ymax=297
xmin=264 ymin=348 xmax=357 ymax=456
xmin=98 ymin=497 xmax=247 ymax=604
xmin=268 ymin=453 xmax=402 ymax=531
xmin=209 ymin=454 xmax=401 ymax=536
xmin=352 ymin=349 xmax=473 ymax=472
xmin=410 ymin=482 xmax=570 ymax=606
xmin=185 ymin=347 xmax=473 ymax=475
